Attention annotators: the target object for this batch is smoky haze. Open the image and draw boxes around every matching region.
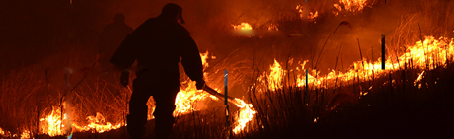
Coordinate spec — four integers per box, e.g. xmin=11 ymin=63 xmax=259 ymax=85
xmin=1 ymin=0 xmax=452 ymax=76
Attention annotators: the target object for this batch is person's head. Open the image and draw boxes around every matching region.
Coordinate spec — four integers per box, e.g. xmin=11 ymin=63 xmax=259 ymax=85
xmin=159 ymin=3 xmax=185 ymax=24
xmin=114 ymin=13 xmax=125 ymax=23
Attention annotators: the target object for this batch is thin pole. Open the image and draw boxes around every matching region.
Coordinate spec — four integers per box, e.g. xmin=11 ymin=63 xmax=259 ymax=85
xmin=418 ymin=23 xmax=428 ymax=69
xmin=372 ymin=43 xmax=374 ymax=63
xmin=446 ymin=45 xmax=448 ymax=66
xmin=225 ymin=70 xmax=230 ymax=139
xmin=382 ymin=34 xmax=386 ymax=69
xmin=305 ymin=69 xmax=308 ymax=105
xmin=357 ymin=38 xmax=364 ymax=70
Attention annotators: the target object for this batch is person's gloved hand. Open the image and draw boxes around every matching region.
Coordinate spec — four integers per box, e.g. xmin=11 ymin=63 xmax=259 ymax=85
xmin=196 ymin=79 xmax=206 ymax=90
xmin=120 ymin=72 xmax=129 ymax=87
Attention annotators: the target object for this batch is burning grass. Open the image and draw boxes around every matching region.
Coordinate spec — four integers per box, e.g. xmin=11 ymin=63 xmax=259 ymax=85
xmin=2 ymin=0 xmax=454 ymax=138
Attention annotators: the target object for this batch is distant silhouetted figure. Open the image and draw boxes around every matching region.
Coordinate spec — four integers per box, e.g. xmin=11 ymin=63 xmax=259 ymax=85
xmin=110 ymin=3 xmax=205 ymax=139
xmin=98 ymin=13 xmax=133 ymax=70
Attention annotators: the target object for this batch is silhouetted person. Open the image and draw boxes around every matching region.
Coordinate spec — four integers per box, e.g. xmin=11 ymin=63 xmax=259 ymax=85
xmin=110 ymin=3 xmax=205 ymax=139
xmin=98 ymin=13 xmax=133 ymax=70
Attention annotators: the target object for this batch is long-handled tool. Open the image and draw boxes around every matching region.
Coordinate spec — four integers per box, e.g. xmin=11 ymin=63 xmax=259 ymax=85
xmin=202 ymin=86 xmax=243 ymax=106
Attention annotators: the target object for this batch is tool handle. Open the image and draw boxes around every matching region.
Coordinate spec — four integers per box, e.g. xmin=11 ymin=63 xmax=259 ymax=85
xmin=202 ymin=86 xmax=241 ymax=106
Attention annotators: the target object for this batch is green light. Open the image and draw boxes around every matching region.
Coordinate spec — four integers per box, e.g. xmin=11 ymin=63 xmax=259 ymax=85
xmin=67 ymin=131 xmax=73 ymax=139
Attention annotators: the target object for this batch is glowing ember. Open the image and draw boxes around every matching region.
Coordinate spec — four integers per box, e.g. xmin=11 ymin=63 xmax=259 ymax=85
xmin=0 ymin=127 xmax=5 ymax=136
xmin=268 ymin=24 xmax=278 ymax=30
xmin=308 ymin=11 xmax=319 ymax=23
xmin=313 ymin=117 xmax=319 ymax=123
xmin=334 ymin=4 xmax=342 ymax=11
xmin=232 ymin=22 xmax=253 ymax=30
xmin=296 ymin=5 xmax=304 ymax=18
xmin=414 ymin=71 xmax=425 ymax=89
xmin=333 ymin=0 xmax=373 ymax=16
xmin=338 ymin=0 xmax=369 ymax=12
xmin=0 ymin=128 xmax=17 ymax=138
xmin=20 ymin=130 xmax=31 ymax=139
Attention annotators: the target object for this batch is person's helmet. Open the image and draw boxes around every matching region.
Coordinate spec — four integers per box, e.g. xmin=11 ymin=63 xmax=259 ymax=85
xmin=160 ymin=3 xmax=185 ymax=24
xmin=114 ymin=13 xmax=125 ymax=23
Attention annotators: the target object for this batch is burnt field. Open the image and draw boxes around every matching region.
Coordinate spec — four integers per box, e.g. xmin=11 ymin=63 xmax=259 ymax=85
xmin=2 ymin=0 xmax=454 ymax=139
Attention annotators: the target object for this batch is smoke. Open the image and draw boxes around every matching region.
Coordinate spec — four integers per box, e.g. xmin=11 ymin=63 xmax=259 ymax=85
xmin=1 ymin=0 xmax=453 ymax=97
xmin=64 ymin=68 xmax=74 ymax=135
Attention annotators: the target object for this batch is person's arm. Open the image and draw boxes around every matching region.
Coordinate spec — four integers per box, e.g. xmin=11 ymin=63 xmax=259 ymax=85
xmin=110 ymin=19 xmax=152 ymax=70
xmin=180 ymin=35 xmax=205 ymax=89
xmin=110 ymin=34 xmax=138 ymax=71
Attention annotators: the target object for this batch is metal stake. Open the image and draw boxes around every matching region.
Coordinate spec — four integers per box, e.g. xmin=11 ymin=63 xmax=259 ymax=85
xmin=382 ymin=34 xmax=386 ymax=69
xmin=225 ymin=70 xmax=230 ymax=139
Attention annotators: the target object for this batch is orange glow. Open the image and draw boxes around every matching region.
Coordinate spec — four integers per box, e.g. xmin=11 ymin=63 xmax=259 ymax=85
xmin=339 ymin=0 xmax=368 ymax=12
xmin=268 ymin=24 xmax=278 ymax=30
xmin=174 ymin=52 xmax=256 ymax=134
xmin=39 ymin=106 xmax=66 ymax=136
xmin=268 ymin=59 xmax=285 ymax=90
xmin=333 ymin=0 xmax=372 ymax=16
xmin=414 ymin=71 xmax=425 ymax=89
xmin=39 ymin=105 xmax=123 ymax=136
xmin=72 ymin=112 xmax=122 ymax=133
xmin=296 ymin=5 xmax=304 ymax=18
xmin=0 ymin=127 xmax=5 ymax=136
xmin=3 ymin=34 xmax=453 ymax=137
xmin=292 ymin=36 xmax=453 ymax=90
xmin=232 ymin=22 xmax=253 ymax=30
xmin=232 ymin=98 xmax=256 ymax=134
xmin=174 ymin=51 xmax=218 ymax=116
xmin=308 ymin=11 xmax=319 ymax=23
xmin=20 ymin=130 xmax=31 ymax=139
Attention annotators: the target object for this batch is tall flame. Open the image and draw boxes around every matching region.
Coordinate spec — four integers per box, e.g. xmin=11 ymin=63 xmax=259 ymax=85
xmin=4 ymin=34 xmax=453 ymax=138
xmin=232 ymin=99 xmax=256 ymax=134
xmin=293 ymin=36 xmax=453 ymax=91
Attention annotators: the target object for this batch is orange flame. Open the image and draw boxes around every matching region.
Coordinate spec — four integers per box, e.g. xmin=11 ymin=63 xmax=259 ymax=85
xmin=309 ymin=11 xmax=319 ymax=23
xmin=232 ymin=22 xmax=253 ymax=30
xmin=292 ymin=36 xmax=453 ymax=91
xmin=333 ymin=0 xmax=372 ymax=16
xmin=268 ymin=24 xmax=278 ymax=31
xmin=6 ymin=34 xmax=452 ymax=137
xmin=39 ymin=105 xmax=123 ymax=136
xmin=233 ymin=99 xmax=256 ymax=134
xmin=296 ymin=5 xmax=304 ymax=18
xmin=338 ymin=0 xmax=369 ymax=12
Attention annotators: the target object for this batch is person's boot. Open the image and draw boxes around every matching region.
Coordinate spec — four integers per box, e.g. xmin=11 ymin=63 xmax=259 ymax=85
xmin=127 ymin=114 xmax=147 ymax=139
xmin=154 ymin=119 xmax=173 ymax=139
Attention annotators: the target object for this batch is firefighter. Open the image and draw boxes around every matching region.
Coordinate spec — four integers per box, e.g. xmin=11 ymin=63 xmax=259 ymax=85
xmin=110 ymin=3 xmax=205 ymax=139
xmin=98 ymin=13 xmax=133 ymax=70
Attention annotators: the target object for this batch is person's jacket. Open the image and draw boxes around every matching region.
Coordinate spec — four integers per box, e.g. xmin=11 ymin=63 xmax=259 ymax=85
xmin=110 ymin=16 xmax=204 ymax=85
